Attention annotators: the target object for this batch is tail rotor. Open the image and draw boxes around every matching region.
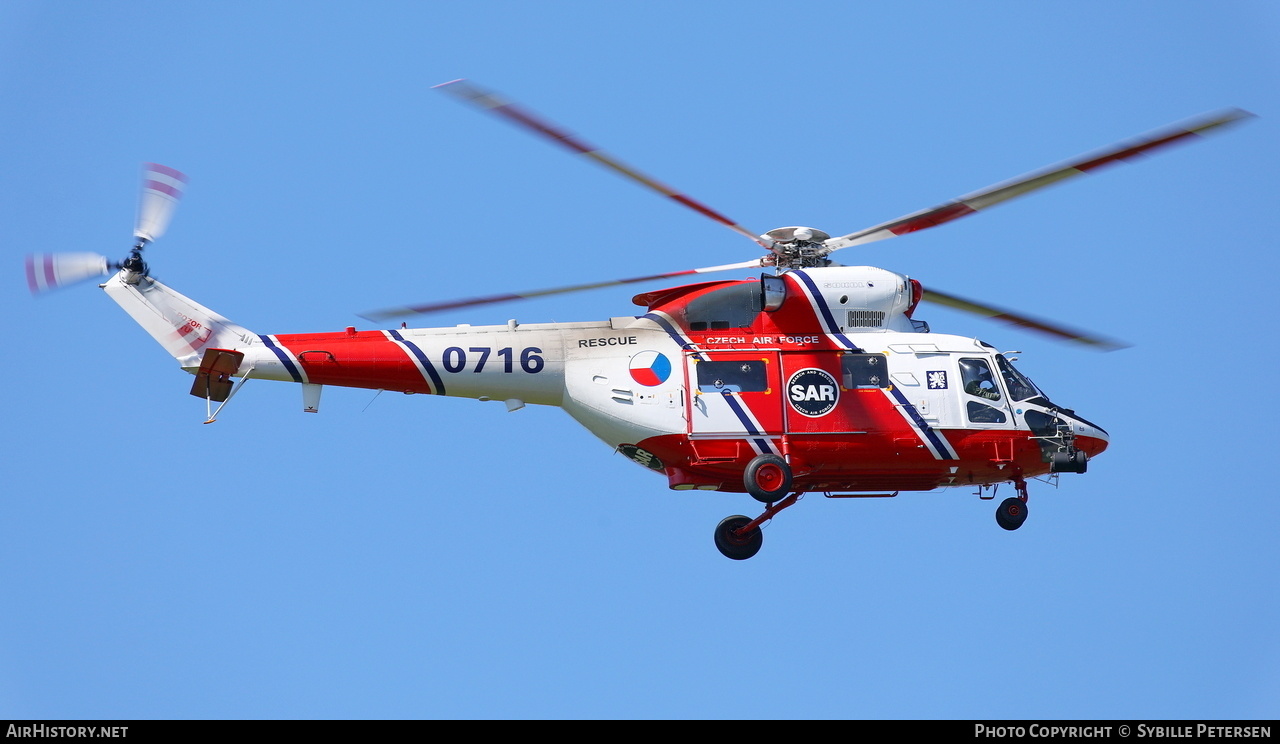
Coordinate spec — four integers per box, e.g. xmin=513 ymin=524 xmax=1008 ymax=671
xmin=25 ymin=162 xmax=187 ymax=295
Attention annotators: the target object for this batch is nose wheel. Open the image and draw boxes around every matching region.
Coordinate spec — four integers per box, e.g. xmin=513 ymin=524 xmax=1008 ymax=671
xmin=995 ymin=497 xmax=1028 ymax=530
xmin=995 ymin=476 xmax=1030 ymax=531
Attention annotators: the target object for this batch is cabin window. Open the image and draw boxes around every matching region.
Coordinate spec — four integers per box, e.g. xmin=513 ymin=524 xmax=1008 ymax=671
xmin=959 ymin=358 xmax=1002 ymax=401
xmin=685 ymin=283 xmax=761 ymax=331
xmin=841 ymin=353 xmax=889 ymax=388
xmin=967 ymin=401 xmax=1007 ymax=424
xmin=696 ymin=359 xmax=768 ymax=393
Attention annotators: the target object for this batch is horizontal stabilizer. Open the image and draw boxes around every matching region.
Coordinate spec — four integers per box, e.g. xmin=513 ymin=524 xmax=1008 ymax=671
xmin=189 ymin=348 xmax=245 ymax=402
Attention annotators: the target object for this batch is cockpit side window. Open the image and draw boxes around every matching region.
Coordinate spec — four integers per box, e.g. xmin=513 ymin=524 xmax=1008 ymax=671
xmin=959 ymin=358 xmax=1002 ymax=401
xmin=841 ymin=353 xmax=889 ymax=389
xmin=686 ymin=283 xmax=761 ymax=331
xmin=995 ymin=354 xmax=1041 ymax=402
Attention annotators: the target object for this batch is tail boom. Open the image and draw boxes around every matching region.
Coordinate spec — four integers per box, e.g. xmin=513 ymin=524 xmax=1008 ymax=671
xmin=102 ymin=272 xmax=257 ymax=368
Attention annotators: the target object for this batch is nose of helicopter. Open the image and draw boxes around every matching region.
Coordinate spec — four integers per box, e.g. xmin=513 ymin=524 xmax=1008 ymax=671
xmin=1064 ymin=411 xmax=1109 ymax=457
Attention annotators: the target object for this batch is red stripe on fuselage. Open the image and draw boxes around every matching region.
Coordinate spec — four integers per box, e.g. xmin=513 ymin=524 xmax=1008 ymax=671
xmin=271 ymin=331 xmax=434 ymax=393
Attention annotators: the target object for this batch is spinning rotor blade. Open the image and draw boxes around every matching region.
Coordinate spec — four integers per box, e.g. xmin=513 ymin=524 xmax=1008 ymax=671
xmin=358 ymin=258 xmax=767 ymax=322
xmin=821 ymin=108 xmax=1254 ymax=254
xmin=134 ymin=162 xmax=188 ymax=243
xmin=435 ymin=79 xmax=776 ymax=253
xmin=920 ymin=286 xmax=1129 ymax=351
xmin=27 ymin=162 xmax=187 ymax=294
xmin=25 ymin=252 xmax=111 ymax=294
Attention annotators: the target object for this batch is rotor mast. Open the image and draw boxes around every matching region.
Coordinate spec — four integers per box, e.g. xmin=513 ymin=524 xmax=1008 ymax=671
xmin=760 ymin=226 xmax=835 ymax=270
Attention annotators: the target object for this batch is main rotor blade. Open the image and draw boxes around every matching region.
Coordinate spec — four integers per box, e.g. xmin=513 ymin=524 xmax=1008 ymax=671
xmin=435 ymin=79 xmax=776 ymax=253
xmin=358 ymin=259 xmax=766 ymax=322
xmin=134 ymin=162 xmax=188 ymax=243
xmin=920 ymin=287 xmax=1129 ymax=351
xmin=822 ymin=108 xmax=1254 ymax=254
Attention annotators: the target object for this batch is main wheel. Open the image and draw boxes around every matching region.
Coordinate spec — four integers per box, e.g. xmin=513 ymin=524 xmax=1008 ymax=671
xmin=714 ymin=515 xmax=763 ymax=560
xmin=995 ymin=497 xmax=1028 ymax=531
xmin=743 ymin=453 xmax=792 ymax=504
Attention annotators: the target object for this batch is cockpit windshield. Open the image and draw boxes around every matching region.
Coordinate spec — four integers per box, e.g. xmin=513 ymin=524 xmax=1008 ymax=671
xmin=996 ymin=354 xmax=1047 ymax=403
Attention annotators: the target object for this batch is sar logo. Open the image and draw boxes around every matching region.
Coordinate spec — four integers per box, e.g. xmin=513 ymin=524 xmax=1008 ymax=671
xmin=787 ymin=368 xmax=839 ymax=417
xmin=628 ymin=350 xmax=672 ymax=386
xmin=617 ymin=444 xmax=665 ymax=472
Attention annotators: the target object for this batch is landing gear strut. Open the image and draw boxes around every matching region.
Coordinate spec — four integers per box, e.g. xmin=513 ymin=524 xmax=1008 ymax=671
xmin=713 ymin=491 xmax=801 ymax=560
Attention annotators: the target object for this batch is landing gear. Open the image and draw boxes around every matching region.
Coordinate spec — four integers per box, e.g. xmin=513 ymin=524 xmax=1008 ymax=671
xmin=713 ymin=492 xmax=802 ymax=560
xmin=993 ymin=474 xmax=1029 ymax=531
xmin=714 ymin=515 xmax=763 ymax=560
xmin=743 ymin=453 xmax=792 ymax=503
xmin=995 ymin=496 xmax=1028 ymax=531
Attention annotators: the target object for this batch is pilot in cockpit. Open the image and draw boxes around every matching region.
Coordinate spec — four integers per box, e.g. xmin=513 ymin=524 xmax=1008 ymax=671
xmin=960 ymin=358 xmax=1002 ymax=401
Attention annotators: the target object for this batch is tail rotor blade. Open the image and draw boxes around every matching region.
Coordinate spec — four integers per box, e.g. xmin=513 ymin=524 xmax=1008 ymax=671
xmin=25 ymin=252 xmax=111 ymax=294
xmin=134 ymin=162 xmax=188 ymax=243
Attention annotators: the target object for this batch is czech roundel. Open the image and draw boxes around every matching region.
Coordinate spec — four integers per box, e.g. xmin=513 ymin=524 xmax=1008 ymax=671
xmin=629 ymin=350 xmax=672 ymax=386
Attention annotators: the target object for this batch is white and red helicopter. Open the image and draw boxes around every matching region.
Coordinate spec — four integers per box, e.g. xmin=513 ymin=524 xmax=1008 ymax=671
xmin=27 ymin=81 xmax=1251 ymax=559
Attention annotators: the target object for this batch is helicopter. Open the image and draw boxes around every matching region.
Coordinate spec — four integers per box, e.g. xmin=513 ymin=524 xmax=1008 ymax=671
xmin=26 ymin=80 xmax=1252 ymax=559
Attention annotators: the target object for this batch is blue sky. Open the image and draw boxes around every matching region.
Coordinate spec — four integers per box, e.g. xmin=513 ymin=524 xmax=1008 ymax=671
xmin=2 ymin=1 xmax=1278 ymax=720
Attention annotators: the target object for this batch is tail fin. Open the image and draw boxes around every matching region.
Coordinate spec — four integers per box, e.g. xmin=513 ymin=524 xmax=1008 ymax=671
xmin=102 ymin=272 xmax=255 ymax=368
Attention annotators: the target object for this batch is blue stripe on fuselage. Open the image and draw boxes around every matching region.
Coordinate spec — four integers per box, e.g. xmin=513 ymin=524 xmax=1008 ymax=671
xmin=259 ymin=335 xmax=302 ymax=383
xmin=886 ymin=384 xmax=957 ymax=460
xmin=388 ymin=329 xmax=446 ymax=396
xmin=791 ymin=271 xmax=863 ymax=352
xmin=642 ymin=313 xmax=774 ymax=454
xmin=641 ymin=312 xmax=703 ymax=359
xmin=720 ymin=391 xmax=776 ymax=455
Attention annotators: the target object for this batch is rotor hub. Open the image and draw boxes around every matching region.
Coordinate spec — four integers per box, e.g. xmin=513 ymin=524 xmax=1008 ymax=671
xmin=762 ymin=226 xmax=833 ymax=270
